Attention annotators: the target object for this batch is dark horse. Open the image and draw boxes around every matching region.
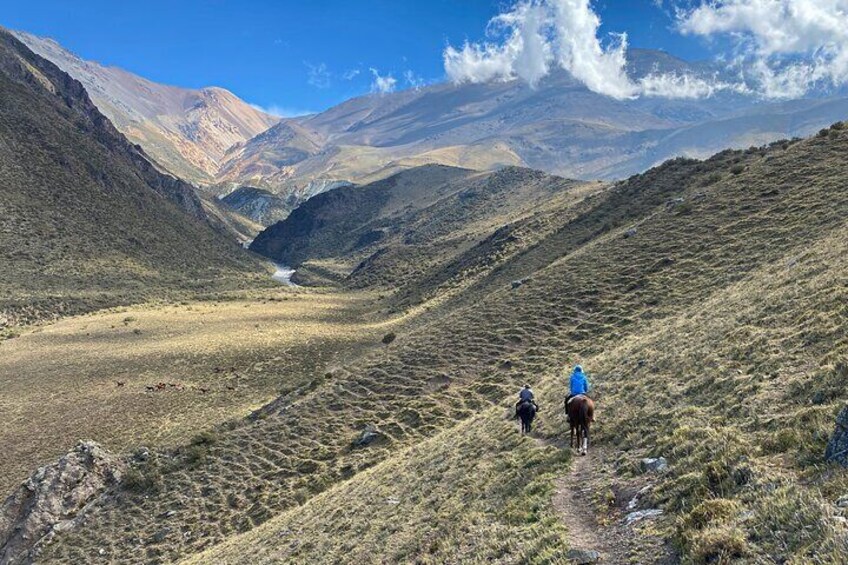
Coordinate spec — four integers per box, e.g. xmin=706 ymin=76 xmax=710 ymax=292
xmin=516 ymin=400 xmax=537 ymax=434
xmin=566 ymin=395 xmax=595 ymax=455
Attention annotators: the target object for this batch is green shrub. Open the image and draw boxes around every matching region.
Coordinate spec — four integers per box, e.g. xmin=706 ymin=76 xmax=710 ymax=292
xmin=191 ymin=430 xmax=218 ymax=446
xmin=183 ymin=445 xmax=208 ymax=466
xmin=683 ymin=498 xmax=742 ymax=531
xmin=122 ymin=467 xmax=160 ymax=493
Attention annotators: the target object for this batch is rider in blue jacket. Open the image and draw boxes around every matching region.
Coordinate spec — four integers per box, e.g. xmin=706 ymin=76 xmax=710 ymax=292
xmin=566 ymin=365 xmax=590 ymax=421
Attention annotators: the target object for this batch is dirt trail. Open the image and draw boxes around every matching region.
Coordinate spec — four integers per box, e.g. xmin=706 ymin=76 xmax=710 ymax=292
xmin=551 ymin=447 xmax=632 ymax=564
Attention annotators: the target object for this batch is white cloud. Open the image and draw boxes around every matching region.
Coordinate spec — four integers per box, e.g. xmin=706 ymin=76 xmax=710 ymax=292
xmin=343 ymin=68 xmax=361 ymax=80
xmin=638 ymin=72 xmax=750 ymax=98
xmin=305 ymin=62 xmax=331 ymax=89
xmin=249 ymin=103 xmax=314 ymax=118
xmin=676 ymin=0 xmax=848 ymax=98
xmin=404 ymin=70 xmax=426 ymax=89
xmin=444 ymin=0 xmax=848 ymax=100
xmin=444 ymin=0 xmax=703 ymax=99
xmin=550 ymin=0 xmax=636 ymax=98
xmin=370 ymin=68 xmax=397 ymax=94
xmin=444 ymin=2 xmax=552 ymax=86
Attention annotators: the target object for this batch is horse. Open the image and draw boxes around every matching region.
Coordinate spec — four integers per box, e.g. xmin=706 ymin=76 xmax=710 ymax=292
xmin=516 ymin=399 xmax=537 ymax=434
xmin=565 ymin=395 xmax=594 ymax=455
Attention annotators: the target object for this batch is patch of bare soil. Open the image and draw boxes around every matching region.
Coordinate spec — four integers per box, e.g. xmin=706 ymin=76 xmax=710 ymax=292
xmin=551 ymin=446 xmax=676 ymax=564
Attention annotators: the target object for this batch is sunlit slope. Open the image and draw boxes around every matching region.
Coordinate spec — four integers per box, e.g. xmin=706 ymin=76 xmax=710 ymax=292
xmin=185 ymin=410 xmax=574 ymax=564
xmin=251 ymin=165 xmax=595 ymax=287
xmin=13 ymin=30 xmax=279 ymax=185
xmin=32 ymin=125 xmax=848 ymax=563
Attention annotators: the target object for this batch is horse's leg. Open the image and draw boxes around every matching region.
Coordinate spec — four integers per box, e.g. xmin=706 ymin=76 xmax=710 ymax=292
xmin=570 ymin=424 xmax=575 ymax=448
xmin=582 ymin=424 xmax=589 ymax=455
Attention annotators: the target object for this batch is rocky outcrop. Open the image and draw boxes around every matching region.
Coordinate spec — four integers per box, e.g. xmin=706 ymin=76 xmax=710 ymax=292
xmin=220 ymin=186 xmax=290 ymax=225
xmin=826 ymin=405 xmax=848 ymax=467
xmin=640 ymin=457 xmax=668 ymax=473
xmin=0 ymin=441 xmax=125 ymax=564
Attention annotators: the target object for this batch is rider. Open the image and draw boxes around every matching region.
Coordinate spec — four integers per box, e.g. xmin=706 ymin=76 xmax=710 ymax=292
xmin=515 ymin=384 xmax=538 ymax=417
xmin=565 ymin=365 xmax=590 ymax=421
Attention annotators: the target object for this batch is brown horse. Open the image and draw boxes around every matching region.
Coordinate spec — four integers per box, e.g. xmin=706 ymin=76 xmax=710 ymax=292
xmin=565 ymin=395 xmax=595 ymax=455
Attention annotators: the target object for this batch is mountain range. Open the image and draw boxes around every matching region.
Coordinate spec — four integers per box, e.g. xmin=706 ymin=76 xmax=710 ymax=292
xmin=2 ymin=20 xmax=848 ymax=565
xmin=15 ymin=31 xmax=848 ymax=227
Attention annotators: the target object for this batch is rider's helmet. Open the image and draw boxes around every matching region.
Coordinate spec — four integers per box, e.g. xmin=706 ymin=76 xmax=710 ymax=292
xmin=523 ymin=383 xmax=531 ymax=389
xmin=573 ymin=364 xmax=583 ymax=373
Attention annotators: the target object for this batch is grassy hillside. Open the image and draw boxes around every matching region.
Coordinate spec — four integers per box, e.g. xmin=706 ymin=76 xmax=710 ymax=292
xmin=0 ymin=29 xmax=268 ymax=329
xmin=189 ymin=127 xmax=848 ymax=564
xmin=4 ymin=124 xmax=848 ymax=564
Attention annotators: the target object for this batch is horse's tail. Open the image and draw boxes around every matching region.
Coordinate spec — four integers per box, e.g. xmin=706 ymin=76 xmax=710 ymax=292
xmin=579 ymin=400 xmax=590 ymax=428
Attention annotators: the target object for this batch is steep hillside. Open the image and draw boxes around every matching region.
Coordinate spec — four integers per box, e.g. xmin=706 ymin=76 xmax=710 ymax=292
xmin=0 ymin=29 xmax=267 ymax=328
xmin=12 ymin=30 xmax=279 ymax=185
xmin=200 ymin=195 xmax=265 ymax=245
xmin=250 ymin=165 xmax=597 ymax=288
xmin=10 ymin=119 xmax=847 ymax=564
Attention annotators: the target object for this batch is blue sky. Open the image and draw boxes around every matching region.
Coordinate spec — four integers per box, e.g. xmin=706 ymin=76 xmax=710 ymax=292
xmin=2 ymin=0 xmax=717 ymax=114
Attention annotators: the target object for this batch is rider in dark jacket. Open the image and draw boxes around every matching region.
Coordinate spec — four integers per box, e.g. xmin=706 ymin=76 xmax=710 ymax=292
xmin=515 ymin=384 xmax=538 ymax=417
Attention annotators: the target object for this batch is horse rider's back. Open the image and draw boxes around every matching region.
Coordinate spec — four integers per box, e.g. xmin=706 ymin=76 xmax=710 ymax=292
xmin=569 ymin=365 xmax=589 ymax=396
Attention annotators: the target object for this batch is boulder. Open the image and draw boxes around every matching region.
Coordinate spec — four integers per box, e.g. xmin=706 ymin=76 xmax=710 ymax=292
xmin=640 ymin=457 xmax=668 ymax=473
xmin=826 ymin=405 xmax=848 ymax=467
xmin=836 ymin=495 xmax=848 ymax=508
xmin=357 ymin=425 xmax=382 ymax=446
xmin=0 ymin=441 xmax=125 ymax=563
xmin=566 ymin=548 xmax=601 ymax=564
xmin=623 ymin=228 xmax=638 ymax=239
xmin=625 ymin=508 xmax=663 ymax=525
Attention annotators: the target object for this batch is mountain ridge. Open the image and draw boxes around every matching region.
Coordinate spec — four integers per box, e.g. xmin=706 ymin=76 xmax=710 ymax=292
xmin=12 ymin=30 xmax=280 ymax=185
xmin=221 ymin=49 xmax=848 ymax=213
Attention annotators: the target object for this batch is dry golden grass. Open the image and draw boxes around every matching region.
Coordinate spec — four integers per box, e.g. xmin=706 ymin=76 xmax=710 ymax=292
xmin=183 ymin=410 xmax=573 ymax=565
xmin=0 ymin=288 xmax=389 ymax=494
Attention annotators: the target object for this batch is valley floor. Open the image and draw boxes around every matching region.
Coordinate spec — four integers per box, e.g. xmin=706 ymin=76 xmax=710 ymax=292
xmin=0 ymin=288 xmax=391 ymax=494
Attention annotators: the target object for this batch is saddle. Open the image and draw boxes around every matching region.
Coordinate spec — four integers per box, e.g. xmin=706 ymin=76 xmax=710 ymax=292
xmin=567 ymin=394 xmax=588 ymax=405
